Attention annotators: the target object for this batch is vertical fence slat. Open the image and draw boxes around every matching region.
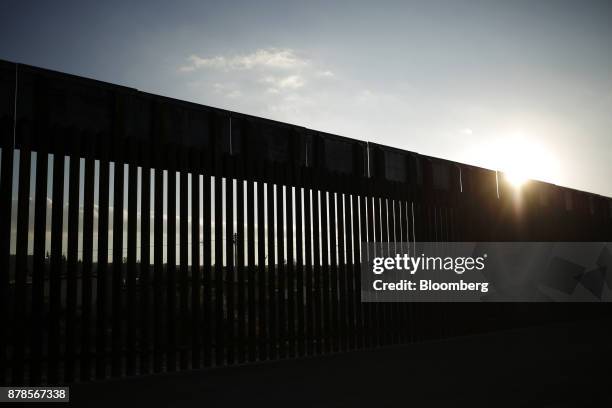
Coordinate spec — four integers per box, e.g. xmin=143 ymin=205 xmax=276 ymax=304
xmin=111 ymin=141 xmax=125 ymax=377
xmin=365 ymin=191 xmax=376 ymax=349
xmin=320 ymin=183 xmax=330 ymax=354
xmin=214 ymin=158 xmax=224 ymax=366
xmin=48 ymin=146 xmax=64 ymax=383
xmin=96 ymin=147 xmax=110 ymax=379
xmin=381 ymin=194 xmax=391 ymax=346
xmin=394 ymin=197 xmax=407 ymax=345
xmin=236 ymin=158 xmax=246 ymax=364
xmin=285 ymin=165 xmax=295 ymax=358
xmin=387 ymin=195 xmax=397 ymax=345
xmin=166 ymin=148 xmax=177 ymax=372
xmin=304 ymin=169 xmax=314 ymax=356
xmin=179 ymin=153 xmax=189 ymax=370
xmin=14 ymin=139 xmax=31 ymax=384
xmin=80 ymin=143 xmax=94 ymax=381
xmin=139 ymin=147 xmax=151 ymax=375
xmin=295 ymin=167 xmax=305 ymax=357
xmin=190 ymin=152 xmax=201 ymax=369
xmin=225 ymin=157 xmax=235 ymax=365
xmin=126 ymin=141 xmax=138 ymax=376
xmin=391 ymin=194 xmax=401 ymax=345
xmin=246 ymin=163 xmax=256 ymax=362
xmin=369 ymin=194 xmax=378 ymax=347
xmin=329 ymin=183 xmax=340 ymax=352
xmin=405 ymin=199 xmax=414 ymax=343
xmin=31 ymin=141 xmax=48 ymax=384
xmin=328 ymin=187 xmax=337 ymax=353
xmin=345 ymin=187 xmax=356 ymax=351
xmin=276 ymin=163 xmax=287 ymax=359
xmin=202 ymin=165 xmax=212 ymax=367
xmin=257 ymin=163 xmax=268 ymax=361
xmin=312 ymin=173 xmax=322 ymax=355
xmin=153 ymin=159 xmax=164 ymax=373
xmin=337 ymin=181 xmax=347 ymax=352
xmin=266 ymin=162 xmax=277 ymax=360
xmin=355 ymin=191 xmax=364 ymax=350
xmin=65 ymin=136 xmax=80 ymax=382
xmin=256 ymin=161 xmax=267 ymax=361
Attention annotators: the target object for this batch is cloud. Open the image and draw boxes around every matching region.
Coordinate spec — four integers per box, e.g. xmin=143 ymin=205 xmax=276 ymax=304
xmin=315 ymin=70 xmax=334 ymax=78
xmin=261 ymin=74 xmax=305 ymax=91
xmin=179 ymin=48 xmax=307 ymax=72
xmin=177 ymin=47 xmax=339 ymax=119
xmin=277 ymin=75 xmax=305 ymax=89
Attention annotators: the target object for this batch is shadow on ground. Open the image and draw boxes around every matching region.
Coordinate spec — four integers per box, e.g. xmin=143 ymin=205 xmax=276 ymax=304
xmin=70 ymin=319 xmax=612 ymax=407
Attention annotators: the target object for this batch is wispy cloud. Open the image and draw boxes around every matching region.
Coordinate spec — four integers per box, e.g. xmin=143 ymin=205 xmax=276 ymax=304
xmin=177 ymin=47 xmax=336 ymax=108
xmin=315 ymin=70 xmax=334 ymax=78
xmin=179 ymin=48 xmax=307 ymax=72
xmin=261 ymin=74 xmax=305 ymax=91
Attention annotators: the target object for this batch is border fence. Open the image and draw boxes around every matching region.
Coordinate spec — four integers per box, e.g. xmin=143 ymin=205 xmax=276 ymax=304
xmin=1 ymin=59 xmax=611 ymax=385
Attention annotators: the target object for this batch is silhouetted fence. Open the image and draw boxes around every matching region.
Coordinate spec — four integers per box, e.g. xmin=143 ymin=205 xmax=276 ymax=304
xmin=1 ymin=60 xmax=611 ymax=385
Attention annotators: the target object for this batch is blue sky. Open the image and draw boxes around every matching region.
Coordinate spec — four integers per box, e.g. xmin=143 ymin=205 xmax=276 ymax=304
xmin=1 ymin=0 xmax=611 ymax=196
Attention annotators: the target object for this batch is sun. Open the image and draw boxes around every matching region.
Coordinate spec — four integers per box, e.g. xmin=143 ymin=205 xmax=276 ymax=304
xmin=494 ymin=134 xmax=559 ymax=189
xmin=504 ymin=170 xmax=529 ymax=188
xmin=462 ymin=131 xmax=560 ymax=190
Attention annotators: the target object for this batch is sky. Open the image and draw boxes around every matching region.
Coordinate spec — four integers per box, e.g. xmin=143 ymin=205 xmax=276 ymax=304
xmin=1 ymin=0 xmax=611 ymax=197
